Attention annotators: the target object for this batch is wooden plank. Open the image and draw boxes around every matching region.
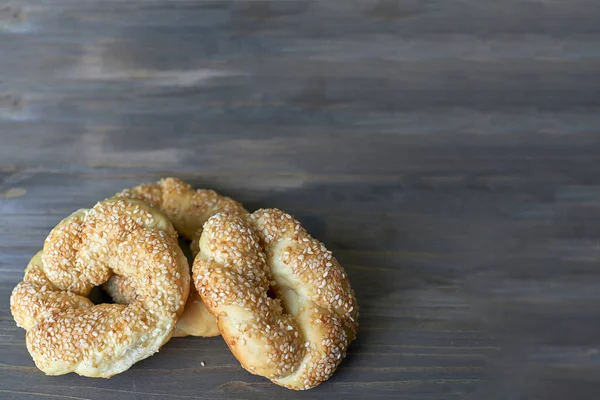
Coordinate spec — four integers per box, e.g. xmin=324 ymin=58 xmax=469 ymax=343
xmin=2 ymin=0 xmax=600 ymax=398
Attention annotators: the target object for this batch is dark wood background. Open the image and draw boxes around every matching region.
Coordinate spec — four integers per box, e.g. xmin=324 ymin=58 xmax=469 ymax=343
xmin=2 ymin=1 xmax=600 ymax=399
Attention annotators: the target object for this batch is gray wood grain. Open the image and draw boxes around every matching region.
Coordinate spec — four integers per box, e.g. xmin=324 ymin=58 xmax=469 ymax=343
xmin=2 ymin=0 xmax=600 ymax=399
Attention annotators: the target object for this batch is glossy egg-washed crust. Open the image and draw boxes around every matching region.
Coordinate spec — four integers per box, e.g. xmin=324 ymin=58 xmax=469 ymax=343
xmin=109 ymin=177 xmax=247 ymax=337
xmin=193 ymin=209 xmax=358 ymax=390
xmin=10 ymin=199 xmax=190 ymax=377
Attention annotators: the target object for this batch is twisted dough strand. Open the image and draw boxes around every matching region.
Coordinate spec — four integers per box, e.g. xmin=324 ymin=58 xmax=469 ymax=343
xmin=193 ymin=209 xmax=358 ymax=390
xmin=10 ymin=199 xmax=189 ymax=377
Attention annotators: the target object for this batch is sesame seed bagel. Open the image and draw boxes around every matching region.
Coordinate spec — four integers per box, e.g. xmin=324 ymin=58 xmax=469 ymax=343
xmin=193 ymin=209 xmax=358 ymax=390
xmin=10 ymin=199 xmax=190 ymax=377
xmin=107 ymin=177 xmax=247 ymax=337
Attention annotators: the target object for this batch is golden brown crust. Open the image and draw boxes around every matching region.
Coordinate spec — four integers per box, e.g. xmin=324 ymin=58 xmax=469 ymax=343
xmin=109 ymin=177 xmax=247 ymax=337
xmin=10 ymin=199 xmax=190 ymax=377
xmin=171 ymin=289 xmax=221 ymax=337
xmin=11 ymin=251 xmax=94 ymax=331
xmin=116 ymin=177 xmax=246 ymax=241
xmin=193 ymin=209 xmax=358 ymax=390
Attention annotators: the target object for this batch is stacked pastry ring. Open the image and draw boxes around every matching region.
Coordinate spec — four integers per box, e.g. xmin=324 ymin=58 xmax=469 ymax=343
xmin=10 ymin=178 xmax=358 ymax=389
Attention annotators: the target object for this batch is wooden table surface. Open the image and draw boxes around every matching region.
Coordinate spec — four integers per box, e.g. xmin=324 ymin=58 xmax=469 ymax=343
xmin=2 ymin=1 xmax=600 ymax=399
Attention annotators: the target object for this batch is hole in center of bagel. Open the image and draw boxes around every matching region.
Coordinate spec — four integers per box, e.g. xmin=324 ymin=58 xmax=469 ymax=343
xmin=88 ymin=285 xmax=115 ymax=305
xmin=267 ymin=286 xmax=278 ymax=301
xmin=178 ymin=237 xmax=194 ymax=265
xmin=267 ymin=285 xmax=296 ymax=315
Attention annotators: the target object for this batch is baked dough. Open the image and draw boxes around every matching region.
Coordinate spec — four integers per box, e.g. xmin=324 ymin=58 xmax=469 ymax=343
xmin=193 ymin=209 xmax=358 ymax=389
xmin=10 ymin=199 xmax=189 ymax=377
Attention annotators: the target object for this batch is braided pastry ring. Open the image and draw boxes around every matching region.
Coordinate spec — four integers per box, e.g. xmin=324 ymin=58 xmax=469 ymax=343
xmin=107 ymin=177 xmax=247 ymax=337
xmin=10 ymin=199 xmax=189 ymax=377
xmin=193 ymin=209 xmax=358 ymax=390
